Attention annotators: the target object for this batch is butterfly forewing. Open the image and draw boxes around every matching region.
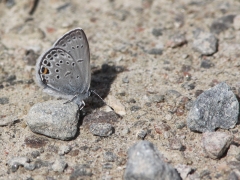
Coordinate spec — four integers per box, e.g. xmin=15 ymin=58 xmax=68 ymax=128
xmin=53 ymin=28 xmax=91 ymax=94
xmin=38 ymin=48 xmax=83 ymax=95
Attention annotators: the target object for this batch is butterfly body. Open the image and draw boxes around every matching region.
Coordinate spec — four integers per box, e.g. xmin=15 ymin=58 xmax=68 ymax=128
xmin=36 ymin=28 xmax=91 ymax=108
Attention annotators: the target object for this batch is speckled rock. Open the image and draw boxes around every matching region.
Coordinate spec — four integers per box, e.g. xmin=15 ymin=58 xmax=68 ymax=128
xmin=187 ymin=82 xmax=239 ymax=132
xmin=124 ymin=141 xmax=181 ymax=180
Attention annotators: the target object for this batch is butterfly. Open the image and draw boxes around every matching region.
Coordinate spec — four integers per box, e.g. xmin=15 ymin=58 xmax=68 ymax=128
xmin=36 ymin=28 xmax=91 ymax=109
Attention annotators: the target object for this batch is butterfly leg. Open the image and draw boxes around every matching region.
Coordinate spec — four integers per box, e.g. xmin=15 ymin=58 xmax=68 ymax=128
xmin=63 ymin=94 xmax=78 ymax=105
xmin=79 ymin=101 xmax=85 ymax=110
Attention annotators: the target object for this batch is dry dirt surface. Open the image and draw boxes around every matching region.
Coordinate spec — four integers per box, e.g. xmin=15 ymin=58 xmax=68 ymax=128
xmin=1 ymin=0 xmax=240 ymax=179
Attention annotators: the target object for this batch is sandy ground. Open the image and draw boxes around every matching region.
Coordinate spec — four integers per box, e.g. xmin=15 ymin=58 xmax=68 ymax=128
xmin=1 ymin=0 xmax=240 ymax=179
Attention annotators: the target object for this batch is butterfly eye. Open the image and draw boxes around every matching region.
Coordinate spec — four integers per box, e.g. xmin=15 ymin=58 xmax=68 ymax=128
xmin=55 ymin=69 xmax=59 ymax=73
xmin=72 ymin=62 xmax=75 ymax=66
xmin=47 ymin=54 xmax=51 ymax=59
xmin=59 ymin=60 xmax=63 ymax=64
xmin=43 ymin=60 xmax=48 ymax=64
xmin=72 ymin=46 xmax=75 ymax=49
xmin=56 ymin=63 xmax=60 ymax=66
xmin=56 ymin=75 xmax=60 ymax=79
xmin=76 ymin=45 xmax=79 ymax=48
xmin=66 ymin=61 xmax=69 ymax=65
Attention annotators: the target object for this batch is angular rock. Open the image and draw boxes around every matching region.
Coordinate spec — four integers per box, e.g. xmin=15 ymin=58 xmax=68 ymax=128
xmin=27 ymin=100 xmax=79 ymax=140
xmin=124 ymin=141 xmax=181 ymax=180
xmin=187 ymin=82 xmax=239 ymax=132
xmin=192 ymin=31 xmax=218 ymax=55
xmin=202 ymin=132 xmax=233 ymax=159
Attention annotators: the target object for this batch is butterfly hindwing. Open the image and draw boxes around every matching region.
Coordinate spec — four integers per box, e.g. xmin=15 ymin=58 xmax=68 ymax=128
xmin=53 ymin=28 xmax=91 ymax=94
xmin=38 ymin=48 xmax=83 ymax=96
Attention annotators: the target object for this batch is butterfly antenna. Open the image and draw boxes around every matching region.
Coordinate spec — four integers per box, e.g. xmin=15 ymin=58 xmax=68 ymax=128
xmin=90 ymin=90 xmax=114 ymax=111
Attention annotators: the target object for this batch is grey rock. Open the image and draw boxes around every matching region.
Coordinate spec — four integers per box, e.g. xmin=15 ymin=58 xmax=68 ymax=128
xmin=165 ymin=90 xmax=181 ymax=103
xmin=8 ymin=157 xmax=31 ymax=172
xmin=90 ymin=123 xmax=114 ymax=137
xmin=58 ymin=145 xmax=72 ymax=155
xmin=102 ymin=163 xmax=113 ymax=169
xmin=152 ymin=28 xmax=162 ymax=37
xmin=187 ymin=82 xmax=239 ymax=132
xmin=70 ymin=164 xmax=93 ymax=180
xmin=192 ymin=31 xmax=218 ymax=55
xmin=168 ymin=33 xmax=187 ymax=48
xmin=0 ymin=97 xmax=9 ymax=105
xmin=148 ymin=48 xmax=162 ymax=55
xmin=210 ymin=14 xmax=235 ymax=34
xmin=202 ymin=132 xmax=233 ymax=159
xmin=27 ymin=100 xmax=79 ymax=140
xmin=228 ymin=171 xmax=239 ymax=180
xmin=24 ymin=163 xmax=35 ymax=171
xmin=122 ymin=76 xmax=129 ymax=83
xmin=52 ymin=158 xmax=67 ymax=172
xmin=200 ymin=59 xmax=214 ymax=69
xmin=130 ymin=106 xmax=141 ymax=112
xmin=103 ymin=151 xmax=117 ymax=162
xmin=137 ymin=129 xmax=147 ymax=140
xmin=31 ymin=151 xmax=40 ymax=158
xmin=124 ymin=141 xmax=181 ymax=180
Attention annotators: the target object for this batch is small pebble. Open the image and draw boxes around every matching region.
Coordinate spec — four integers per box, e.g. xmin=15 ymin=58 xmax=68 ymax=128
xmin=58 ymin=145 xmax=72 ymax=155
xmin=202 ymin=131 xmax=233 ymax=159
xmin=136 ymin=129 xmax=147 ymax=139
xmin=152 ymin=28 xmax=162 ymax=37
xmin=70 ymin=164 xmax=93 ymax=179
xmin=192 ymin=31 xmax=218 ymax=55
xmin=103 ymin=151 xmax=117 ymax=162
xmin=52 ymin=158 xmax=67 ymax=172
xmin=90 ymin=123 xmax=114 ymax=137
xmin=31 ymin=151 xmax=40 ymax=158
xmin=167 ymin=33 xmax=187 ymax=48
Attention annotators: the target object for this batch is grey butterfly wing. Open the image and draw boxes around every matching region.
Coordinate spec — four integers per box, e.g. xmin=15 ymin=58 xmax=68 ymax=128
xmin=53 ymin=28 xmax=91 ymax=94
xmin=36 ymin=48 xmax=83 ymax=99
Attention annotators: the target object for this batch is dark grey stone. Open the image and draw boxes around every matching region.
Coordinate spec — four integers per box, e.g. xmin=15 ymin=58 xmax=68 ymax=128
xmin=90 ymin=123 xmax=114 ymax=137
xmin=102 ymin=163 xmax=113 ymax=169
xmin=0 ymin=97 xmax=9 ymax=105
xmin=148 ymin=48 xmax=162 ymax=55
xmin=27 ymin=100 xmax=79 ymax=140
xmin=70 ymin=164 xmax=93 ymax=180
xmin=201 ymin=59 xmax=214 ymax=69
xmin=31 ymin=150 xmax=40 ymax=158
xmin=152 ymin=28 xmax=162 ymax=37
xmin=210 ymin=14 xmax=236 ymax=34
xmin=103 ymin=151 xmax=117 ymax=162
xmin=124 ymin=141 xmax=181 ymax=180
xmin=187 ymin=82 xmax=239 ymax=132
xmin=130 ymin=106 xmax=141 ymax=112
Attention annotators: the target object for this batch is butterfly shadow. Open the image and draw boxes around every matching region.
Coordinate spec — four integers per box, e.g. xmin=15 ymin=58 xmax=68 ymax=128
xmin=85 ymin=63 xmax=124 ymax=110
